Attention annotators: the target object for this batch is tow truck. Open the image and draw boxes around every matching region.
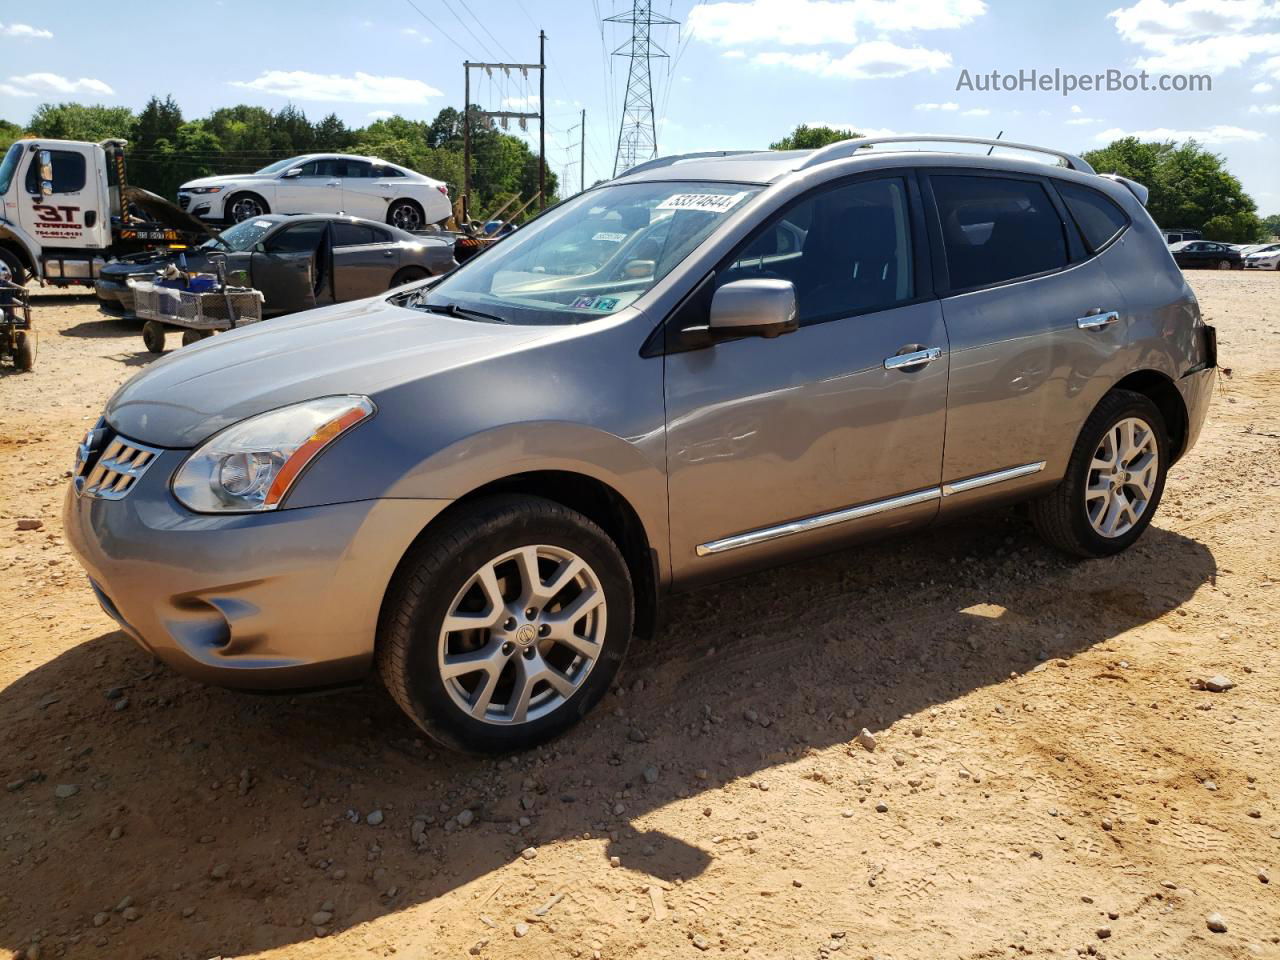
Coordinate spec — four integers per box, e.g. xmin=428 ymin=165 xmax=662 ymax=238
xmin=0 ymin=138 xmax=211 ymax=285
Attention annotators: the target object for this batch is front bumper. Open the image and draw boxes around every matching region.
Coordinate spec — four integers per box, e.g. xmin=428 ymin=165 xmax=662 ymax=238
xmin=177 ymin=191 xmax=222 ymax=220
xmin=63 ymin=444 xmax=450 ymax=691
xmin=1244 ymin=259 xmax=1279 ymax=270
xmin=95 ymin=276 xmax=137 ymax=310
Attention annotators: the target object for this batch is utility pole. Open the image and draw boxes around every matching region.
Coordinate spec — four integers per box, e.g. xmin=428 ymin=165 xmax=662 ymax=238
xmin=606 ymin=1 xmax=678 ymax=176
xmin=539 ymin=30 xmax=546 ymax=210
xmin=460 ymin=43 xmax=546 ymax=222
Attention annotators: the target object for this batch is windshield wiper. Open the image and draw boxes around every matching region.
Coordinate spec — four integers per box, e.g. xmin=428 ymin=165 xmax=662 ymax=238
xmin=418 ymin=301 xmax=506 ymax=324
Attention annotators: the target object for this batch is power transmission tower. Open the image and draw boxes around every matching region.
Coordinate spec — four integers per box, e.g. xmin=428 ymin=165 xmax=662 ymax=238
xmin=606 ymin=1 xmax=678 ymax=177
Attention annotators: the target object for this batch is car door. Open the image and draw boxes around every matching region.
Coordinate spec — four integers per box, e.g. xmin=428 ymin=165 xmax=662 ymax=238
xmin=924 ymin=171 xmax=1129 ymax=513
xmin=249 ymin=219 xmax=331 ymax=314
xmin=332 ymin=221 xmax=399 ymax=300
xmin=274 ymin=158 xmax=343 ymax=215
xmin=335 ymin=159 xmax=387 ymax=221
xmin=664 ymin=174 xmax=949 ymax=583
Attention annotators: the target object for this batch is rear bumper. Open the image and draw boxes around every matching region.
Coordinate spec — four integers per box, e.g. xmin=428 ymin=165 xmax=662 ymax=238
xmin=63 ymin=450 xmax=450 ymax=691
xmin=1175 ymin=363 xmax=1215 ymax=461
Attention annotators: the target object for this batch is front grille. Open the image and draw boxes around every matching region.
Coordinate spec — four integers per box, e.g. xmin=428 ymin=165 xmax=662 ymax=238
xmin=73 ymin=419 xmax=162 ymax=500
xmin=177 ymin=194 xmax=191 ymax=210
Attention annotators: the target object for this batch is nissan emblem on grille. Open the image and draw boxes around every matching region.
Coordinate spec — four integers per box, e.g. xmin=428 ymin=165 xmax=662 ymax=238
xmin=72 ymin=421 xmax=162 ymax=500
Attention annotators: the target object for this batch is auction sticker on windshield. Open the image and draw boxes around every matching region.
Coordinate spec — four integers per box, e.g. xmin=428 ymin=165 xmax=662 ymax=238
xmin=656 ymin=192 xmax=748 ymax=213
xmin=592 ymin=231 xmax=628 ymax=242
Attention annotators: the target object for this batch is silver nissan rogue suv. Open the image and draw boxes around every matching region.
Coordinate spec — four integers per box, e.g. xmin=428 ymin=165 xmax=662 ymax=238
xmin=65 ymin=136 xmax=1217 ymax=753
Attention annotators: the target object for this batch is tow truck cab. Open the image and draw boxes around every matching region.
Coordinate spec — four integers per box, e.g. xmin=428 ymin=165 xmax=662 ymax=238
xmin=0 ymin=138 xmax=189 ymax=284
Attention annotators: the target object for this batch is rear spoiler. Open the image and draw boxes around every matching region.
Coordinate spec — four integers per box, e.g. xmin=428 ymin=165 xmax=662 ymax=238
xmin=1099 ymin=173 xmax=1149 ymax=206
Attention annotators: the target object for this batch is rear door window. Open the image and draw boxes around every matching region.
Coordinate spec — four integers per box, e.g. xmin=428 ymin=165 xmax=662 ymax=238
xmin=332 ymin=222 xmax=379 ymax=246
xmin=930 ymin=174 xmax=1068 ymax=291
xmin=1057 ymin=182 xmax=1129 ymax=253
xmin=266 ymin=220 xmax=327 ymax=253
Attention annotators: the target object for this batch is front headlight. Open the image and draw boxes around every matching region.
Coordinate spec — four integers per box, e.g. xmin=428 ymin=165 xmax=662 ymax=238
xmin=185 ymin=186 xmax=225 ymax=195
xmin=172 ymin=396 xmax=375 ymax=513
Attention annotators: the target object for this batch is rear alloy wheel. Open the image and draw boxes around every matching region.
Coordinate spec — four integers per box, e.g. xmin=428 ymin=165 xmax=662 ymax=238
xmin=226 ymin=193 xmax=268 ymax=223
xmin=1030 ymin=390 xmax=1169 ymax=558
xmin=388 ymin=199 xmax=424 ymax=232
xmin=1217 ymin=259 xmax=1232 ymax=270
xmin=378 ymin=495 xmax=633 ymax=753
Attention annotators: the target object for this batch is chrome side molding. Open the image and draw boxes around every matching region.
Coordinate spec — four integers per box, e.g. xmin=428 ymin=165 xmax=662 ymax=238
xmin=695 ymin=461 xmax=1048 ymax=556
xmin=941 ymin=460 xmax=1046 ymax=496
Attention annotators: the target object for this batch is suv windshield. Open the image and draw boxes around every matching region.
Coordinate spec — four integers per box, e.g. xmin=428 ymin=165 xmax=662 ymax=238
xmin=254 ymin=156 xmax=308 ymax=175
xmin=199 ymin=217 xmax=276 ymax=252
xmin=417 ymin=181 xmax=761 ymax=324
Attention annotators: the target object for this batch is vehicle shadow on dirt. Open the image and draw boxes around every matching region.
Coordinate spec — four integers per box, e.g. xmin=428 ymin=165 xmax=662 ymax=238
xmin=0 ymin=510 xmax=1216 ymax=957
xmin=60 ymin=315 xmax=140 ymax=339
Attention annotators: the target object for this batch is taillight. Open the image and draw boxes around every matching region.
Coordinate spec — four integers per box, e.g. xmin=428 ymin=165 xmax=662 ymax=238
xmin=436 ymin=185 xmax=448 ymax=196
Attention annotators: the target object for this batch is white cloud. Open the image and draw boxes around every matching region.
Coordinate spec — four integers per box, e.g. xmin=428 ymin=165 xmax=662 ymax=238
xmin=1253 ymin=81 xmax=1275 ymax=92
xmin=367 ymin=109 xmax=394 ymax=120
xmin=0 ymin=22 xmax=52 ymax=39
xmin=1066 ymin=116 xmax=1101 ymax=125
xmin=755 ymin=40 xmax=952 ymax=79
xmin=501 ymin=95 xmax=540 ymax=110
xmin=1094 ymin=123 xmax=1266 ymax=143
xmin=961 ymin=107 xmax=990 ymax=116
xmin=1070 ymin=104 xmax=1083 ymax=113
xmin=915 ymin=101 xmax=959 ymax=111
xmin=0 ymin=72 xmax=112 ymax=97
xmin=399 ymin=26 xmax=432 ymax=44
xmin=1265 ymin=55 xmax=1280 ymax=80
xmin=722 ymin=49 xmax=746 ymax=59
xmin=229 ymin=71 xmax=442 ymax=104
xmin=689 ymin=0 xmax=986 ymax=45
xmin=1108 ymin=0 xmax=1280 ymax=73
xmin=1248 ymin=103 xmax=1280 ymax=113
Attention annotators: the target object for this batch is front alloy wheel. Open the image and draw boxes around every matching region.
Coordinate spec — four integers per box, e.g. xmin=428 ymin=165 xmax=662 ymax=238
xmin=228 ymin=195 xmax=266 ymax=222
xmin=438 ymin=545 xmax=606 ymax=725
xmin=378 ymin=495 xmax=633 ymax=753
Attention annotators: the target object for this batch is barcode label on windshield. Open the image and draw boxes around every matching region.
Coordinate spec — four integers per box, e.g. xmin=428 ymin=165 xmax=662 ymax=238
xmin=656 ymin=192 xmax=747 ymax=214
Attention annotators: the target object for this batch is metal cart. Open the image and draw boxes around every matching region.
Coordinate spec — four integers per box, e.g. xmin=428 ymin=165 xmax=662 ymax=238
xmin=130 ymin=277 xmax=264 ymax=353
xmin=0 ymin=277 xmax=35 ymax=372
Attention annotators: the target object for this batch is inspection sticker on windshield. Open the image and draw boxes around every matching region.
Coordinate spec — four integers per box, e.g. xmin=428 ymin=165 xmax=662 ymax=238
xmin=656 ymin=191 xmax=747 ymax=214
xmin=592 ymin=231 xmax=628 ymax=242
xmin=572 ymin=295 xmax=621 ymax=311
xmin=253 ymin=220 xmax=272 ymax=228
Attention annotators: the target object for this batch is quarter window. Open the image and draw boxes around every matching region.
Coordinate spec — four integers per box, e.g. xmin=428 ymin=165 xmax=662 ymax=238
xmin=931 ymin=175 xmax=1068 ymax=290
xmin=1057 ymin=182 xmax=1129 ymax=253
xmin=25 ymin=149 xmax=87 ymax=195
xmin=719 ymin=177 xmax=914 ymax=324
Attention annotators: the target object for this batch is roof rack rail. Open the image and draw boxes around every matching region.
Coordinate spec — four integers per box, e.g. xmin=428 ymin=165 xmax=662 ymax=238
xmin=618 ymin=150 xmax=762 ymax=178
xmin=796 ymin=135 xmax=1095 ymax=175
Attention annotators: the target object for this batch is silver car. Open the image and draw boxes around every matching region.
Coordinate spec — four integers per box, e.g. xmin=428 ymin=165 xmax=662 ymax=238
xmin=65 ymin=136 xmax=1217 ymax=753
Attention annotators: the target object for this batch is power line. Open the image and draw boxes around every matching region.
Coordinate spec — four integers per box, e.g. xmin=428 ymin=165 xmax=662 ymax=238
xmin=402 ymin=0 xmax=474 ymax=57
xmin=441 ymin=0 xmax=499 ymax=60
xmin=456 ymin=0 xmax=516 ymax=61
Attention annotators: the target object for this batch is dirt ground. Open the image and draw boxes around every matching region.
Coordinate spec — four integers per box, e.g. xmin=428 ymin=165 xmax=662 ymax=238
xmin=0 ymin=272 xmax=1277 ymax=960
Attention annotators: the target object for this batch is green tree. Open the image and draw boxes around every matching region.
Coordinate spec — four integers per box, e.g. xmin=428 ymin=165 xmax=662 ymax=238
xmin=270 ymin=104 xmax=315 ymax=153
xmin=1083 ymin=137 xmax=1263 ymax=242
xmin=129 ymin=95 xmax=186 ymax=199
xmin=28 ymin=102 xmax=134 ymax=141
xmin=1261 ymin=213 xmax=1280 ymax=239
xmin=0 ymin=119 xmax=24 ymax=151
xmin=313 ymin=113 xmax=354 ymax=152
xmin=770 ymin=124 xmax=862 ymax=150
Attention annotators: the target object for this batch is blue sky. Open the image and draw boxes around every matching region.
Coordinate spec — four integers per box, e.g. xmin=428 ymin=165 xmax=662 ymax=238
xmin=2 ymin=0 xmax=1277 ymax=213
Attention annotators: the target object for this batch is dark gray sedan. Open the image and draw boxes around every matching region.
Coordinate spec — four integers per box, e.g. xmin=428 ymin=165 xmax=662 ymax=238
xmin=95 ymin=214 xmax=457 ymax=316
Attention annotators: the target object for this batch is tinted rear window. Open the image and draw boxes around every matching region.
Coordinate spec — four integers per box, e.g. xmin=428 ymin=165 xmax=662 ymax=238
xmin=1058 ymin=182 xmax=1129 ymax=253
xmin=932 ymin=175 xmax=1068 ymax=290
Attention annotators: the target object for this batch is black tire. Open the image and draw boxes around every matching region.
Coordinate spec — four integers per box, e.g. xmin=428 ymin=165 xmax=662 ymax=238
xmin=14 ymin=330 xmax=34 ymax=371
xmin=389 ymin=266 xmax=428 ymax=289
xmin=387 ymin=199 xmax=424 ymax=233
xmin=141 ymin=321 xmax=167 ymax=354
xmin=0 ymin=247 xmax=28 ymax=285
xmin=1030 ymin=389 xmax=1169 ymax=558
xmin=180 ymin=329 xmax=205 ymax=347
xmin=1217 ymin=259 xmax=1231 ymax=271
xmin=377 ymin=495 xmax=634 ymax=754
xmin=225 ymin=192 xmax=269 ymax=224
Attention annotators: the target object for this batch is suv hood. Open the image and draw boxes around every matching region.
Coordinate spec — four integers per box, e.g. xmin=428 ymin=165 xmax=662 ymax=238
xmin=106 ymin=297 xmax=560 ymax=448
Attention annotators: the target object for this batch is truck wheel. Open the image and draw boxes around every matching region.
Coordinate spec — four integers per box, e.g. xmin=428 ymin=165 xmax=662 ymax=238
xmin=142 ymin=321 xmax=167 ymax=354
xmin=14 ymin=331 xmax=34 ymax=371
xmin=0 ymin=247 xmax=28 ymax=285
xmin=377 ymin=495 xmax=634 ymax=754
xmin=226 ymin=193 xmax=269 ymax=223
xmin=388 ymin=199 xmax=424 ymax=232
xmin=180 ymin=329 xmax=211 ymax=347
xmin=1030 ymin=389 xmax=1169 ymax=558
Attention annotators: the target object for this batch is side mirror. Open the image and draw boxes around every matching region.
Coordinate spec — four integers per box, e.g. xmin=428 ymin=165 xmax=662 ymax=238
xmin=622 ymin=258 xmax=655 ymax=279
xmin=282 ymin=167 xmax=302 ymax=179
xmin=253 ymin=242 xmax=266 ymax=253
xmin=706 ymin=278 xmax=798 ymax=340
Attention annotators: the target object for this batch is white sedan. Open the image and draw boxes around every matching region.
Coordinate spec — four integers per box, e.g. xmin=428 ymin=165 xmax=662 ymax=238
xmin=1243 ymin=242 xmax=1280 ymax=270
xmin=178 ymin=154 xmax=452 ymax=231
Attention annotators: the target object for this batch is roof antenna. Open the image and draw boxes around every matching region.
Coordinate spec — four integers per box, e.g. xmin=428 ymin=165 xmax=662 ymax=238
xmin=987 ymin=130 xmax=1003 ymax=156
